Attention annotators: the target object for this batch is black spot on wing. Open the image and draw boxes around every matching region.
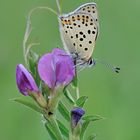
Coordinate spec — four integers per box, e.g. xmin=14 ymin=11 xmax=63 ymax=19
xmin=85 ymin=48 xmax=88 ymax=51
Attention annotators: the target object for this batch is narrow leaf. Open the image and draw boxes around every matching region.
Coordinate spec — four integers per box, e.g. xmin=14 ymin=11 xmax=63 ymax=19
xmin=41 ymin=82 xmax=50 ymax=98
xmin=63 ymin=88 xmax=75 ymax=105
xmin=76 ymin=96 xmax=88 ymax=107
xmin=87 ymin=134 xmax=97 ymax=140
xmin=28 ymin=50 xmax=40 ymax=86
xmin=45 ymin=122 xmax=57 ymax=140
xmin=82 ymin=115 xmax=104 ymax=122
xmin=28 ymin=51 xmax=38 ymax=74
xmin=71 ymin=74 xmax=78 ymax=88
xmin=80 ymin=121 xmax=90 ymax=139
xmin=58 ymin=101 xmax=70 ymax=121
xmin=48 ymin=117 xmax=64 ymax=140
xmin=81 ymin=115 xmax=103 ymax=139
xmin=57 ymin=119 xmax=69 ymax=138
xmin=13 ymin=98 xmax=43 ymax=114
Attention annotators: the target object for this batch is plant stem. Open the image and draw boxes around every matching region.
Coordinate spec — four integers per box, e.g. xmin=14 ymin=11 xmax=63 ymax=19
xmin=47 ymin=88 xmax=63 ymax=113
xmin=76 ymin=86 xmax=80 ymax=99
xmin=69 ymin=133 xmax=80 ymax=140
xmin=44 ymin=87 xmax=64 ymax=140
xmin=49 ymin=116 xmax=64 ymax=140
xmin=75 ymin=66 xmax=80 ymax=100
xmin=56 ymin=0 xmax=61 ymax=14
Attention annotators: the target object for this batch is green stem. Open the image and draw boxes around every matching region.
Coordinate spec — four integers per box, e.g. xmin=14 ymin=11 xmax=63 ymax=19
xmin=29 ymin=92 xmax=47 ymax=108
xmin=49 ymin=116 xmax=64 ymax=140
xmin=47 ymin=88 xmax=63 ymax=113
xmin=43 ymin=87 xmax=64 ymax=140
xmin=69 ymin=122 xmax=81 ymax=140
xmin=66 ymin=88 xmax=75 ymax=104
xmin=76 ymin=86 xmax=80 ymax=99
xmin=69 ymin=133 xmax=80 ymax=140
xmin=56 ymin=0 xmax=62 ymax=14
xmin=75 ymin=66 xmax=80 ymax=100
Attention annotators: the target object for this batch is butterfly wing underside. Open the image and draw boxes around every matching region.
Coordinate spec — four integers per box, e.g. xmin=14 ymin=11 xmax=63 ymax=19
xmin=59 ymin=13 xmax=98 ymax=61
xmin=59 ymin=3 xmax=99 ymax=62
xmin=74 ymin=3 xmax=99 ymax=29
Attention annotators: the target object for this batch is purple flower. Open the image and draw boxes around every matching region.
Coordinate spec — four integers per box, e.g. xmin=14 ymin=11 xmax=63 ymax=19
xmin=16 ymin=64 xmax=39 ymax=96
xmin=38 ymin=48 xmax=75 ymax=89
xmin=71 ymin=107 xmax=85 ymax=128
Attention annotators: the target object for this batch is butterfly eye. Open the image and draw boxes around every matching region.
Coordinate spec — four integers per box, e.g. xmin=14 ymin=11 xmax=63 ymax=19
xmin=89 ymin=59 xmax=93 ymax=65
xmin=88 ymin=59 xmax=96 ymax=66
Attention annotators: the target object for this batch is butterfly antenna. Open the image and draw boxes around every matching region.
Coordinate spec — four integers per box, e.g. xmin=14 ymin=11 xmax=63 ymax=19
xmin=95 ymin=59 xmax=120 ymax=73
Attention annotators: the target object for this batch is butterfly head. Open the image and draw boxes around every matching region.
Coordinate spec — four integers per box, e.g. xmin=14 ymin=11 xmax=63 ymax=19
xmin=86 ymin=58 xmax=96 ymax=67
xmin=77 ymin=57 xmax=96 ymax=68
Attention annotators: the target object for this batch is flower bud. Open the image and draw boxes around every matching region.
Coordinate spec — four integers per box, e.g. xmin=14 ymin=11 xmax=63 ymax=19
xmin=71 ymin=107 xmax=85 ymax=128
xmin=16 ymin=64 xmax=39 ymax=96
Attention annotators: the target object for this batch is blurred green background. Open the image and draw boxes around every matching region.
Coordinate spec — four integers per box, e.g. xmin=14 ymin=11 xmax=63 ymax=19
xmin=0 ymin=0 xmax=140 ymax=139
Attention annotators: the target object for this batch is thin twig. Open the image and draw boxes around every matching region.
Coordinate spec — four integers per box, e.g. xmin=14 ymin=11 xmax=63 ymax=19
xmin=66 ymin=89 xmax=75 ymax=103
xmin=23 ymin=13 xmax=32 ymax=65
xmin=25 ymin=42 xmax=40 ymax=59
xmin=56 ymin=0 xmax=62 ymax=15
xmin=22 ymin=6 xmax=58 ymax=66
xmin=76 ymin=86 xmax=80 ymax=99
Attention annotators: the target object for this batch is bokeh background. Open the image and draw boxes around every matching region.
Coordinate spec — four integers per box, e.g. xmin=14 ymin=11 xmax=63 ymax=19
xmin=0 ymin=0 xmax=140 ymax=139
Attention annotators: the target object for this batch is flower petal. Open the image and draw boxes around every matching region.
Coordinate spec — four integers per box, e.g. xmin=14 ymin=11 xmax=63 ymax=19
xmin=16 ymin=64 xmax=39 ymax=96
xmin=52 ymin=48 xmax=67 ymax=56
xmin=55 ymin=58 xmax=75 ymax=86
xmin=38 ymin=53 xmax=56 ymax=88
xmin=38 ymin=48 xmax=75 ymax=89
xmin=53 ymin=48 xmax=75 ymax=87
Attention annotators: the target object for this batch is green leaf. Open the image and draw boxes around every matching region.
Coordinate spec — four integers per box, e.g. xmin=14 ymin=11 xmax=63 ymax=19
xmin=28 ymin=51 xmax=38 ymax=74
xmin=80 ymin=121 xmax=90 ymax=139
xmin=28 ymin=51 xmax=38 ymax=73
xmin=57 ymin=119 xmax=69 ymax=138
xmin=58 ymin=101 xmax=70 ymax=121
xmin=13 ymin=98 xmax=43 ymax=114
xmin=41 ymin=82 xmax=50 ymax=98
xmin=48 ymin=117 xmax=64 ymax=140
xmin=82 ymin=115 xmax=104 ymax=122
xmin=87 ymin=134 xmax=97 ymax=140
xmin=28 ymin=50 xmax=40 ymax=86
xmin=71 ymin=74 xmax=78 ymax=88
xmin=63 ymin=88 xmax=75 ymax=105
xmin=76 ymin=96 xmax=88 ymax=107
xmin=45 ymin=121 xmax=57 ymax=140
xmin=81 ymin=115 xmax=103 ymax=139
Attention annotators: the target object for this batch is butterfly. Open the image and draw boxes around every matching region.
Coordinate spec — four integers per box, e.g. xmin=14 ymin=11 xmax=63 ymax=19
xmin=58 ymin=2 xmax=99 ymax=67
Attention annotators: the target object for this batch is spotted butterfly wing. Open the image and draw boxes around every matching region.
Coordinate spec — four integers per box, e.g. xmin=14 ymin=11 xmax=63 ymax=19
xmin=73 ymin=3 xmax=99 ymax=29
xmin=59 ymin=3 xmax=98 ymax=63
